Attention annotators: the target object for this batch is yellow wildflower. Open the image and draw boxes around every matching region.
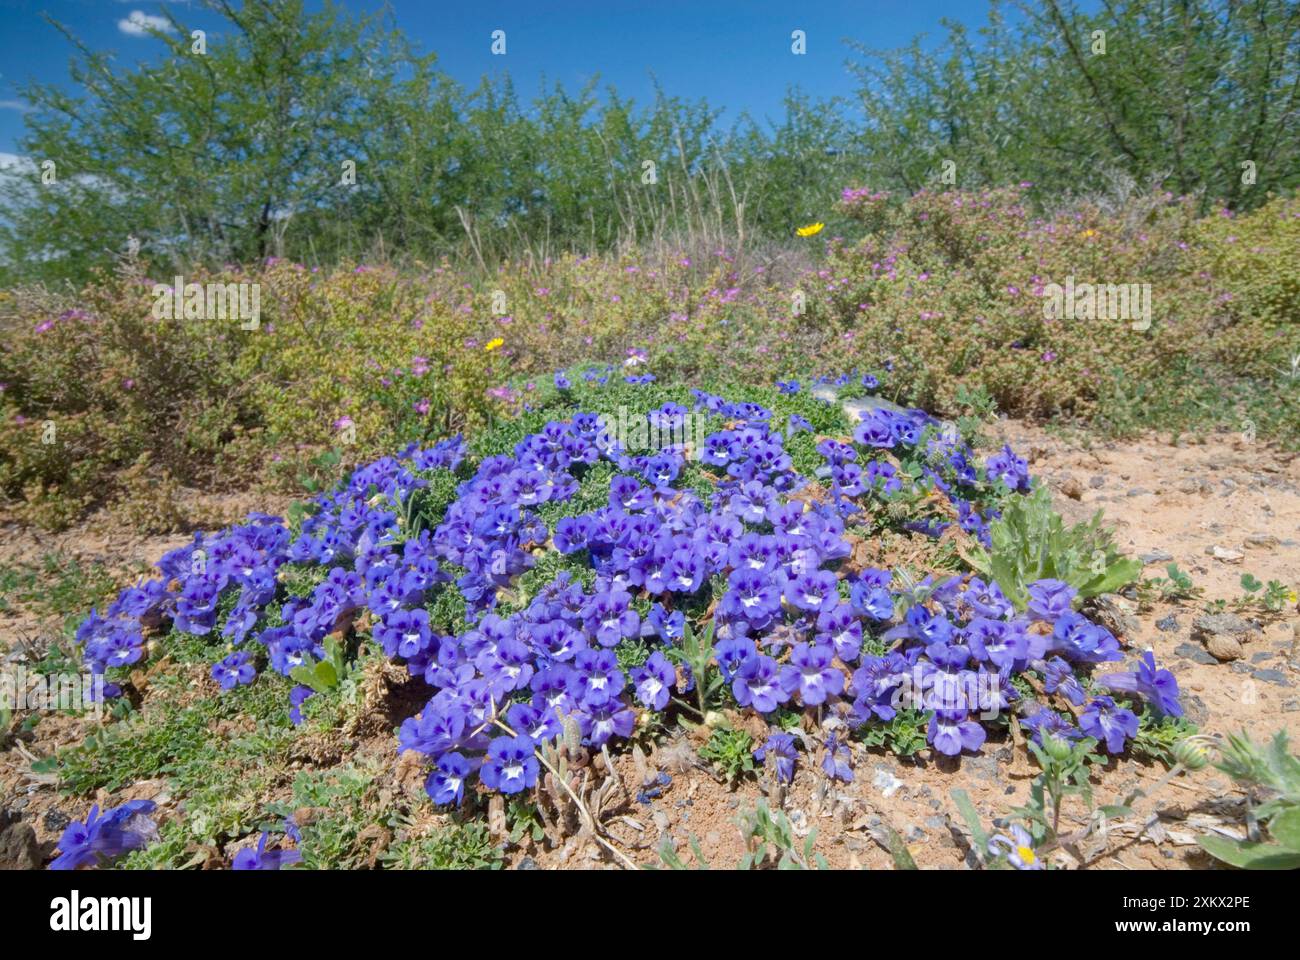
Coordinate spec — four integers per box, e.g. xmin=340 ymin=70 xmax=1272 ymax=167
xmin=484 ymin=338 xmax=504 ymax=352
xmin=796 ymin=222 xmax=825 ymax=237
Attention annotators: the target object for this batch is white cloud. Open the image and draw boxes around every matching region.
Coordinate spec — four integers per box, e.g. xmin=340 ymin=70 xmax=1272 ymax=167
xmin=118 ymin=11 xmax=173 ymax=36
xmin=0 ymin=100 xmax=31 ymax=113
xmin=0 ymin=152 xmax=36 ymax=174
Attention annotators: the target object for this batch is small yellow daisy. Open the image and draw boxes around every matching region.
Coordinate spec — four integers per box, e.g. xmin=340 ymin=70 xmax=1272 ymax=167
xmin=1081 ymin=229 xmax=1097 ymax=238
xmin=796 ymin=222 xmax=825 ymax=237
xmin=484 ymin=338 xmax=504 ymax=352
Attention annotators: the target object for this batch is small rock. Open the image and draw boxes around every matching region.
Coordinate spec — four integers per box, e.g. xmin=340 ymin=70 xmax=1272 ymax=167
xmin=1126 ymin=488 xmax=1152 ymax=497
xmin=1244 ymin=533 xmax=1279 ymax=550
xmin=516 ymin=856 xmax=538 ymax=870
xmin=1252 ymin=669 xmax=1291 ymax=686
xmin=1251 ymin=651 xmax=1274 ymax=664
xmin=924 ymin=815 xmax=947 ymax=830
xmin=1282 ymin=700 xmax=1300 ymax=713
xmin=0 ymin=823 xmax=41 ymax=870
xmin=42 ymin=810 xmax=70 ymax=834
xmin=1088 ymin=476 xmax=1106 ymax=489
xmin=1206 ymin=545 xmax=1244 ymax=563
xmin=1058 ymin=476 xmax=1084 ymax=500
xmin=1183 ymin=695 xmax=1210 ymax=726
xmin=1155 ymin=615 xmax=1180 ymax=633
xmin=1141 ymin=550 xmax=1174 ymax=563
xmin=651 ymin=810 xmax=671 ymax=832
xmin=905 ymin=824 xmax=926 ymax=843
xmin=872 ymin=766 xmax=904 ymax=799
xmin=1192 ymin=613 xmax=1260 ymax=661
xmin=1085 ymin=594 xmax=1140 ymax=640
xmin=1206 ymin=636 xmax=1245 ymax=661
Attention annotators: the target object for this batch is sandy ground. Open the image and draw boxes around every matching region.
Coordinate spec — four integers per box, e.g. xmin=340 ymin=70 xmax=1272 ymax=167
xmin=1 ymin=423 xmax=1297 ymax=870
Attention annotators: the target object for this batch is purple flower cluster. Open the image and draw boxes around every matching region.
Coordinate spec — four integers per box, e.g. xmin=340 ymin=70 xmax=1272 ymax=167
xmin=68 ymin=373 xmax=1176 ymax=838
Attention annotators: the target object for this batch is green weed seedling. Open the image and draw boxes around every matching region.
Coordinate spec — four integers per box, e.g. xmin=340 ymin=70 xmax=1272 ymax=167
xmin=699 ymin=726 xmax=755 ymax=786
xmin=1198 ymin=730 xmax=1300 ymax=870
xmin=965 ymin=486 xmax=1141 ymax=611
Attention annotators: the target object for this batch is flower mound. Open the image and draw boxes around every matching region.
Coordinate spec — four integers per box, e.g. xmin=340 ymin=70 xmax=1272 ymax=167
xmin=72 ymin=371 xmax=1179 ymax=841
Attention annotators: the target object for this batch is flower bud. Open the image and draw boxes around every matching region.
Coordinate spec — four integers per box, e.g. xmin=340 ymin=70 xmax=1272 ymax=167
xmin=1042 ymin=732 xmax=1073 ymax=762
xmin=1171 ymin=736 xmax=1210 ymax=771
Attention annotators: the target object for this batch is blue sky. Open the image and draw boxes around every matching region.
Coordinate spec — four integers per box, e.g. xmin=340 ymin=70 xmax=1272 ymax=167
xmin=0 ymin=0 xmax=1016 ymax=154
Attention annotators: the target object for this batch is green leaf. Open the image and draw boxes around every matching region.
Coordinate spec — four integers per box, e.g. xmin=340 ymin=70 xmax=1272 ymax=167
xmin=30 ymin=755 xmax=59 ymax=775
xmin=315 ymin=660 xmax=338 ymax=689
xmin=1268 ymin=807 xmax=1300 ymax=853
xmin=884 ymin=825 xmax=919 ymax=870
xmin=950 ymin=788 xmax=990 ymax=853
xmin=1197 ymin=835 xmax=1300 ymax=870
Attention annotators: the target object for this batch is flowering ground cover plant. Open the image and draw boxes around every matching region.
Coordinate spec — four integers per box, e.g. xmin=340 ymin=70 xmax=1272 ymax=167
xmin=55 ymin=366 xmax=1185 ymax=870
xmin=3 ymin=188 xmax=1297 ymax=534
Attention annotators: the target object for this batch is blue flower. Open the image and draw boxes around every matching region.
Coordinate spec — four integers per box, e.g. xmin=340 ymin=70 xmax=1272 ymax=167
xmin=779 ymin=642 xmax=844 ymax=706
xmin=733 ymin=654 xmax=790 ymax=714
xmin=632 ymin=651 xmax=676 ymax=711
xmin=49 ymin=801 xmax=158 ymax=870
xmin=754 ymin=732 xmax=798 ymax=783
xmin=426 ymin=752 xmax=473 ymax=805
xmin=212 ymin=650 xmax=256 ymax=689
xmin=821 ymin=733 xmax=854 ymax=782
xmin=927 ymin=709 xmax=986 ymax=756
xmin=1079 ymin=695 xmax=1139 ymax=753
xmin=479 ymin=735 xmax=539 ymax=795
xmin=1098 ymin=651 xmax=1182 ymax=717
xmin=232 ymin=832 xmax=302 ymax=870
xmin=1042 ymin=657 xmax=1086 ymax=706
xmin=1026 ymin=579 xmax=1076 ymax=622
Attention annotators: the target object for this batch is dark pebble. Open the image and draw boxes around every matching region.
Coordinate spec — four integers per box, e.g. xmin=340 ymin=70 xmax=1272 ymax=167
xmin=1251 ymin=651 xmax=1274 ymax=664
xmin=516 ymin=857 xmax=538 ymax=870
xmin=1252 ymin=669 xmax=1291 ymax=686
xmin=1175 ymin=642 xmax=1216 ymax=665
xmin=42 ymin=810 xmax=70 ymax=833
xmin=1156 ymin=615 xmax=1180 ymax=633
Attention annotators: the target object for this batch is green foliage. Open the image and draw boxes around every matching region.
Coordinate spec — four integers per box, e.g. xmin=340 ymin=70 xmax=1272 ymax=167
xmin=656 ymin=802 xmax=827 ymax=871
xmin=857 ymin=708 xmax=929 ymax=757
xmin=698 ymin=726 xmax=755 ymax=786
xmin=735 ymin=801 xmax=828 ymax=870
xmin=677 ymin=620 xmax=723 ymax=717
xmin=1131 ymin=713 xmax=1198 ymax=766
xmin=850 ymin=0 xmax=1300 ymax=210
xmin=1235 ymin=573 xmax=1294 ymax=616
xmin=1198 ymin=730 xmax=1300 ymax=870
xmin=289 ymin=635 xmax=353 ymax=694
xmin=966 ymin=486 xmax=1142 ymax=610
xmin=1135 ymin=562 xmax=1202 ymax=609
xmin=269 ymin=766 xmax=386 ymax=870
xmin=950 ymin=788 xmax=996 ymax=867
xmin=1015 ymin=732 xmax=1105 ymax=847
xmin=381 ymin=822 xmax=503 ymax=870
